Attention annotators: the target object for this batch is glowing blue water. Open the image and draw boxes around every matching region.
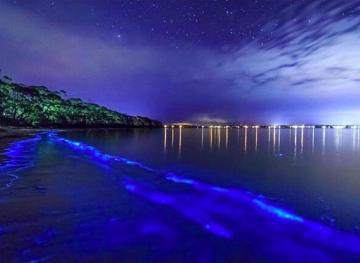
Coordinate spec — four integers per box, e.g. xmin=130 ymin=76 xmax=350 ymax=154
xmin=1 ymin=129 xmax=360 ymax=262
xmin=0 ymin=135 xmax=41 ymax=189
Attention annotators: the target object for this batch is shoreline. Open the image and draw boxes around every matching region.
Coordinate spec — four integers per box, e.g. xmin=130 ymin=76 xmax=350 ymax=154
xmin=0 ymin=126 xmax=161 ymax=135
xmin=0 ymin=127 xmax=55 ymax=141
xmin=0 ymin=126 xmax=162 ymax=153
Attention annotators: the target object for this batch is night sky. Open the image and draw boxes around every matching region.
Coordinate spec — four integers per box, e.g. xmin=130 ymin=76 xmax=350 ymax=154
xmin=1 ymin=0 xmax=360 ymax=124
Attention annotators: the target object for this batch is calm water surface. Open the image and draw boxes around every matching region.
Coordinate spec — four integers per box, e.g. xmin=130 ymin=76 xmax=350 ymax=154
xmin=1 ymin=127 xmax=360 ymax=262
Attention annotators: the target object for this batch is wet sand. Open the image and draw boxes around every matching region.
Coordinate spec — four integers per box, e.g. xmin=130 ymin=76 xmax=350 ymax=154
xmin=0 ymin=132 xmax=129 ymax=262
xmin=0 ymin=128 xmax=34 ymax=164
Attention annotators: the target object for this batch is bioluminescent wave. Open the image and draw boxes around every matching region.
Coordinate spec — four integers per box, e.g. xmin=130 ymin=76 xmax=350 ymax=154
xmin=47 ymin=133 xmax=155 ymax=172
xmin=2 ymin=132 xmax=360 ymax=261
xmin=165 ymin=172 xmax=304 ymax=223
xmin=48 ymin=133 xmax=304 ymax=225
xmin=36 ymin=132 xmax=360 ymax=258
xmin=0 ymin=135 xmax=41 ymax=189
xmin=252 ymin=199 xmax=303 ymax=223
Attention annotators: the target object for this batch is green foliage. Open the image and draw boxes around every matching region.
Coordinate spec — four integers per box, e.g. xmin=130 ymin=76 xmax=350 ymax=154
xmin=0 ymin=81 xmax=161 ymax=128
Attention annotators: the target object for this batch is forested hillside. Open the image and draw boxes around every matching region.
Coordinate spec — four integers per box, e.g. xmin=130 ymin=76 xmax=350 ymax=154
xmin=0 ymin=80 xmax=161 ymax=128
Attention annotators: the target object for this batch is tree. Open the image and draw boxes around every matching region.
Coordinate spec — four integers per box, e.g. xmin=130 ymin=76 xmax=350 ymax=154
xmin=3 ymin=75 xmax=13 ymax=83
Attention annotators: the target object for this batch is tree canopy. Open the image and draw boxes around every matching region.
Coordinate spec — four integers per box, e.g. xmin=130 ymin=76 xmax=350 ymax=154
xmin=0 ymin=80 xmax=161 ymax=128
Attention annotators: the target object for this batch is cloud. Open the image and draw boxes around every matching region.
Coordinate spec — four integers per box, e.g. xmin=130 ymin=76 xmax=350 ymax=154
xmin=218 ymin=0 xmax=360 ymax=100
xmin=1 ymin=1 xmax=360 ymax=123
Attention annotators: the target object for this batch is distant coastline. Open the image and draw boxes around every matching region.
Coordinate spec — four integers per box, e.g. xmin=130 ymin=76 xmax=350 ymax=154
xmin=163 ymin=124 xmax=359 ymax=129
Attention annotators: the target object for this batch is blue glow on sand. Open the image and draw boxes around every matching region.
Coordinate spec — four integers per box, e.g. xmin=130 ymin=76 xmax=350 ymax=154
xmin=0 ymin=135 xmax=41 ymax=189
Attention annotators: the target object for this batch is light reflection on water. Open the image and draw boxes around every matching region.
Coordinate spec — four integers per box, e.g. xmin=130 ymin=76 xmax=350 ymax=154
xmin=201 ymin=127 xmax=204 ymax=149
xmin=163 ymin=127 xmax=360 ymax=159
xmin=158 ymin=127 xmax=360 ymax=231
xmin=159 ymin=126 xmax=360 ymax=228
xmin=244 ymin=127 xmax=247 ymax=152
xmin=254 ymin=127 xmax=258 ymax=152
xmin=178 ymin=126 xmax=182 ymax=158
xmin=209 ymin=127 xmax=213 ymax=151
xmin=322 ymin=127 xmax=326 ymax=155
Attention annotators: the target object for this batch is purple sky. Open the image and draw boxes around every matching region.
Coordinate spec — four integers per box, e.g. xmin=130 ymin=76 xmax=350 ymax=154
xmin=1 ymin=0 xmax=360 ymax=124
